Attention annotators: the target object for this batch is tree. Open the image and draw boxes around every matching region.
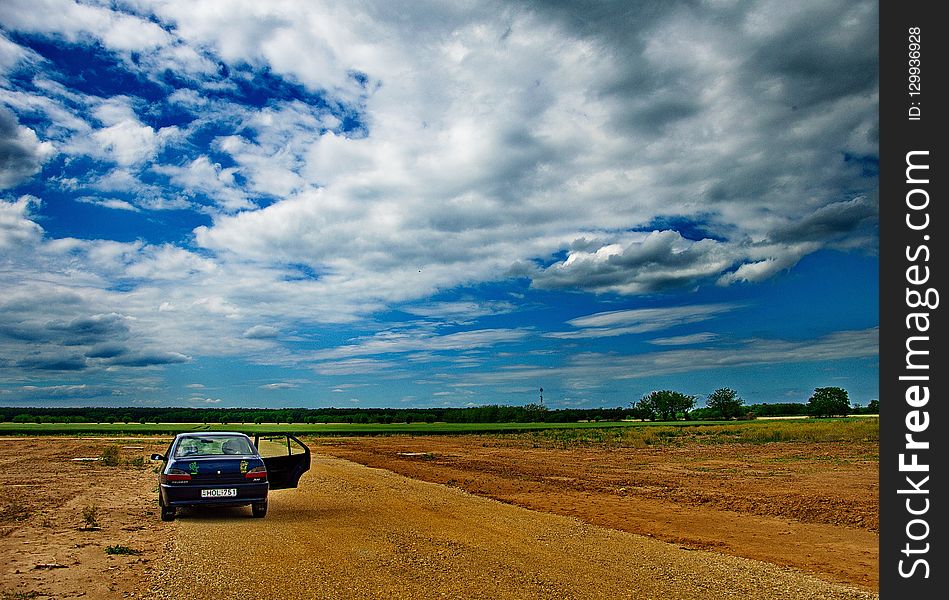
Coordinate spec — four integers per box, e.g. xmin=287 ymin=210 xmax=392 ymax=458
xmin=707 ymin=388 xmax=743 ymax=419
xmin=806 ymin=387 xmax=851 ymax=417
xmin=866 ymin=398 xmax=879 ymax=414
xmin=634 ymin=390 xmax=696 ymax=421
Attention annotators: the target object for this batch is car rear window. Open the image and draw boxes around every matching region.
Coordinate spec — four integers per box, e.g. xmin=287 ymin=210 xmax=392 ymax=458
xmin=174 ymin=435 xmax=254 ymax=457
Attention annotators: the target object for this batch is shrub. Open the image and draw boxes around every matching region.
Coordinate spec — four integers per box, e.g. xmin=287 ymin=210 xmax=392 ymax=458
xmin=0 ymin=496 xmax=31 ymax=522
xmin=82 ymin=505 xmax=99 ymax=528
xmin=100 ymin=445 xmax=121 ymax=466
xmin=104 ymin=545 xmax=141 ymax=555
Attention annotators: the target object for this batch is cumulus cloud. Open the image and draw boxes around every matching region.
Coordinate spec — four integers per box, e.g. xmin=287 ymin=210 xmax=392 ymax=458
xmin=151 ymin=156 xmax=252 ymax=212
xmin=0 ymin=0 xmax=172 ymax=52
xmin=6 ymin=1 xmax=877 ymax=301
xmin=0 ymin=108 xmax=53 ymax=189
xmin=78 ymin=98 xmax=180 ymax=166
xmin=0 ymin=1 xmax=878 ymax=404
xmin=531 ymin=231 xmax=739 ymax=295
xmin=0 ymin=195 xmax=44 ymax=249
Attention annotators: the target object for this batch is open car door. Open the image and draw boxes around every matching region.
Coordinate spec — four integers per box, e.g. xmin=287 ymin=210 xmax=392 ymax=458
xmin=253 ymin=433 xmax=311 ymax=490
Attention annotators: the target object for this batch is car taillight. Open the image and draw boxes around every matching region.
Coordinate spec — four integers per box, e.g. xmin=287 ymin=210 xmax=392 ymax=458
xmin=245 ymin=466 xmax=267 ymax=480
xmin=162 ymin=468 xmax=191 ymax=483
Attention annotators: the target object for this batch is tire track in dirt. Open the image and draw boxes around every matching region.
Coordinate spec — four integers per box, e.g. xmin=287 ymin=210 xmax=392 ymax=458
xmin=149 ymin=456 xmax=875 ymax=600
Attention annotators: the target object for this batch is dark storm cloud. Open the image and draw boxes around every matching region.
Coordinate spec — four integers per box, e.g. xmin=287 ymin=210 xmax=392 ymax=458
xmin=45 ymin=313 xmax=130 ymax=345
xmin=103 ymin=351 xmax=189 ymax=367
xmin=0 ymin=107 xmax=50 ymax=189
xmin=17 ymin=352 xmax=88 ymax=371
xmin=84 ymin=343 xmax=129 ymax=359
xmin=744 ymin=2 xmax=877 ymax=111
xmin=768 ymin=195 xmax=877 ymax=245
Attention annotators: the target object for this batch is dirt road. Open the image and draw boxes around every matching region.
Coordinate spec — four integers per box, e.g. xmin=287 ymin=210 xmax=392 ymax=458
xmin=148 ymin=455 xmax=874 ymax=600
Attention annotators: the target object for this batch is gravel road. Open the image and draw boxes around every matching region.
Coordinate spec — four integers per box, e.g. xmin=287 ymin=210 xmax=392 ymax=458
xmin=148 ymin=455 xmax=876 ymax=599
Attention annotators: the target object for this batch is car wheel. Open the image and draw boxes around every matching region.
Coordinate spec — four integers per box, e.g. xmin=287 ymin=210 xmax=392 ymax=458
xmin=252 ymin=501 xmax=267 ymax=518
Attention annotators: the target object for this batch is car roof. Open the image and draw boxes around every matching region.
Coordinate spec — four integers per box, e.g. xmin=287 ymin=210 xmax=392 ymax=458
xmin=175 ymin=431 xmax=250 ymax=438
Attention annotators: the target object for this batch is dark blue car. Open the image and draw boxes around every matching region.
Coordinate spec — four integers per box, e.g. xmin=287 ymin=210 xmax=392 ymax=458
xmin=151 ymin=432 xmax=310 ymax=521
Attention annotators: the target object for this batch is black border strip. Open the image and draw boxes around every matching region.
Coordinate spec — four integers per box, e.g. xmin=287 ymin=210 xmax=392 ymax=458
xmin=880 ymin=2 xmax=945 ymax=597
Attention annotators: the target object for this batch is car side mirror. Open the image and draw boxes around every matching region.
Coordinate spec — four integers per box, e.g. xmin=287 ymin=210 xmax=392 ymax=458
xmin=150 ymin=453 xmax=165 ymax=461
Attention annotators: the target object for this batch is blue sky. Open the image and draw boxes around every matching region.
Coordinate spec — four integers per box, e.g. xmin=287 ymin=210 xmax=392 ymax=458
xmin=0 ymin=0 xmax=878 ymax=409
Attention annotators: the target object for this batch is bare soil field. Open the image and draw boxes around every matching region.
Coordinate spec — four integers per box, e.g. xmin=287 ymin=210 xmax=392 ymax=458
xmin=0 ymin=437 xmax=170 ymax=599
xmin=314 ymin=434 xmax=879 ymax=592
xmin=0 ymin=434 xmax=878 ymax=599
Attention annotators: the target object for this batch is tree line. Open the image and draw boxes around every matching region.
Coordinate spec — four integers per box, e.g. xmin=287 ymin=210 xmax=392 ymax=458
xmin=0 ymin=388 xmax=876 ymax=425
xmin=634 ymin=386 xmax=877 ymax=420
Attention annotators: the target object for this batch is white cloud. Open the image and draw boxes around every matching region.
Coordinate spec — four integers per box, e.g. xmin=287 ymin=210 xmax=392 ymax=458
xmin=647 ymin=333 xmax=719 ymax=346
xmin=467 ymin=328 xmax=879 ymax=385
xmin=243 ymin=325 xmax=279 ymax=339
xmin=0 ymin=1 xmax=878 ymax=400
xmin=261 ymin=382 xmax=297 ymax=390
xmin=0 ymin=195 xmax=44 ymax=250
xmin=310 ymin=327 xmax=530 ymax=362
xmin=76 ymin=196 xmax=141 ymax=212
xmin=81 ymin=99 xmax=179 ymax=167
xmin=0 ymin=0 xmax=172 ymax=52
xmin=549 ymin=304 xmax=740 ymax=339
xmin=152 ymin=156 xmax=251 ymax=212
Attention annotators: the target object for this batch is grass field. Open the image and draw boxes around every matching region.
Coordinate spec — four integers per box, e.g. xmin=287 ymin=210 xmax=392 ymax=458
xmin=499 ymin=417 xmax=879 ymax=448
xmin=0 ymin=417 xmax=878 ymax=443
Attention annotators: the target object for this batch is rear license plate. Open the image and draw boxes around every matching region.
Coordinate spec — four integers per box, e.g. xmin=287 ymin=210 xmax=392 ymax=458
xmin=201 ymin=488 xmax=237 ymax=498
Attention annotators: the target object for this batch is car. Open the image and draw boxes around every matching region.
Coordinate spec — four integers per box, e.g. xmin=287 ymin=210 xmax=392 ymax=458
xmin=151 ymin=431 xmax=310 ymax=521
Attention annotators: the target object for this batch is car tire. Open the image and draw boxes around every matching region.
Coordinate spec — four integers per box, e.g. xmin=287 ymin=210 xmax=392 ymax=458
xmin=252 ymin=501 xmax=267 ymax=518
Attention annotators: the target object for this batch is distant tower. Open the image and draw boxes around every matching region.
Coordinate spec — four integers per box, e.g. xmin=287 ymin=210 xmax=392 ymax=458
xmin=539 ymin=387 xmax=544 ymax=406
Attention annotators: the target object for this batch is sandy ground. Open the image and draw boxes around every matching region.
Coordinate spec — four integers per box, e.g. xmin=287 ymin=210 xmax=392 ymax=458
xmin=0 ymin=435 xmax=878 ymax=599
xmin=313 ymin=435 xmax=879 ymax=592
xmin=0 ymin=437 xmax=170 ymax=599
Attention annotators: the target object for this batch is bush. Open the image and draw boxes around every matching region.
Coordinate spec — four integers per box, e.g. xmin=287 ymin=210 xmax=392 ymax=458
xmin=100 ymin=445 xmax=121 ymax=467
xmin=82 ymin=505 xmax=99 ymax=528
xmin=104 ymin=545 xmax=140 ymax=555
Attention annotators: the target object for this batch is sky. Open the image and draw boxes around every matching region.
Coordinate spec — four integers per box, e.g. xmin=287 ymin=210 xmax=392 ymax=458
xmin=0 ymin=0 xmax=878 ymax=410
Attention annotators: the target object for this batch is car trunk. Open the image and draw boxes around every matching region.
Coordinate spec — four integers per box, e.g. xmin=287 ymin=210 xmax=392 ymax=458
xmin=172 ymin=456 xmax=254 ymax=485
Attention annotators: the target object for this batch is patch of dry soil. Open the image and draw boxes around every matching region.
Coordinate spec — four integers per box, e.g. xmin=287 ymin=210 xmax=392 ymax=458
xmin=0 ymin=435 xmax=878 ymax=598
xmin=314 ymin=435 xmax=879 ymax=592
xmin=0 ymin=437 xmax=170 ymax=599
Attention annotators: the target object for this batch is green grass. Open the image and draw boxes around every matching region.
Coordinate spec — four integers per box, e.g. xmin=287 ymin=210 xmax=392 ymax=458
xmin=0 ymin=417 xmax=878 ymax=443
xmin=500 ymin=417 xmax=879 ymax=448
xmin=104 ymin=545 xmax=141 ymax=555
xmin=0 ymin=420 xmax=680 ymax=436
